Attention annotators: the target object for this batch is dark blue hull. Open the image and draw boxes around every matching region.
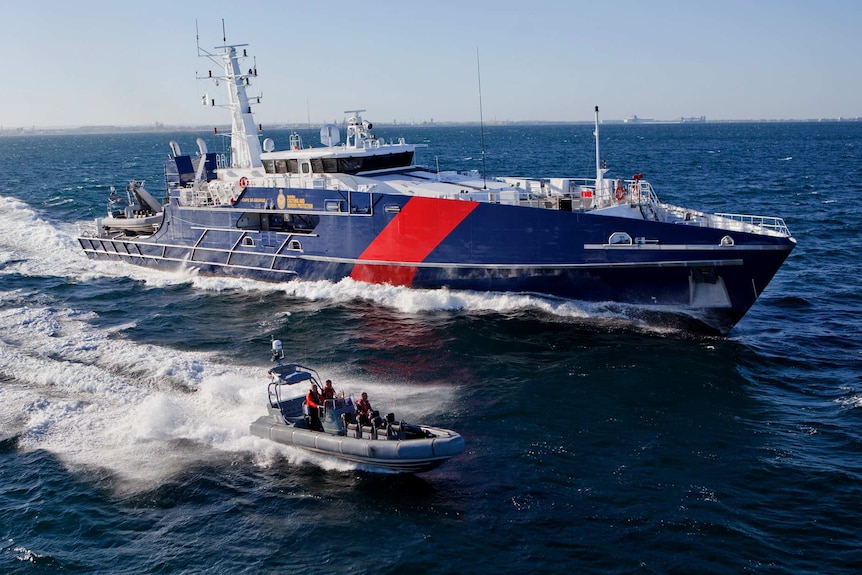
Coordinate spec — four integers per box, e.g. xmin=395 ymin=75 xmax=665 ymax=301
xmin=79 ymin=186 xmax=794 ymax=334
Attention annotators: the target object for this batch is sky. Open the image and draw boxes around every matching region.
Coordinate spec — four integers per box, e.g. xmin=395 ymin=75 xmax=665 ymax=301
xmin=1 ymin=0 xmax=859 ymax=128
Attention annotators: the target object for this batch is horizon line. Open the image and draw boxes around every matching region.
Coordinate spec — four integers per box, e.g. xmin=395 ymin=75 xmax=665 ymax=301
xmin=3 ymin=116 xmax=861 ymax=134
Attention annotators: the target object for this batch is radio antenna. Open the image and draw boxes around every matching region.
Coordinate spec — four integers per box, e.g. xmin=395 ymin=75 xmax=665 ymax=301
xmin=222 ymin=19 xmax=226 ymax=43
xmin=195 ymin=19 xmax=202 ymax=56
xmin=477 ymin=47 xmax=487 ymax=190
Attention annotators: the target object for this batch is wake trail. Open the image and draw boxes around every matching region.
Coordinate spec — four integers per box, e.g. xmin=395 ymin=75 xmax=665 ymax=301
xmin=0 ymin=301 xmax=458 ymax=490
xmin=0 ymin=193 xmax=649 ymax=326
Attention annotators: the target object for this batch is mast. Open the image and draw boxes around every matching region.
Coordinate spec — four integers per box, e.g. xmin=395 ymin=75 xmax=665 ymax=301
xmin=220 ymin=44 xmax=263 ymax=169
xmin=477 ymin=48 xmax=487 ymax=190
xmin=594 ymin=105 xmax=603 ymax=193
xmin=199 ymin=38 xmax=263 ymax=169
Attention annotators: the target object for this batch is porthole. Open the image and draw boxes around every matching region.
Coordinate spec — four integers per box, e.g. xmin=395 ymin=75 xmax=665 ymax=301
xmin=720 ymin=235 xmax=735 ymax=246
xmin=243 ymin=237 xmax=255 ymax=247
xmin=289 ymin=240 xmax=302 ymax=250
xmin=608 ymin=231 xmax=633 ymax=246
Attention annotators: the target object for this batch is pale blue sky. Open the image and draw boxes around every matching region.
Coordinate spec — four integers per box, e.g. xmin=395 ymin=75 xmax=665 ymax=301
xmin=2 ymin=0 xmax=859 ymax=128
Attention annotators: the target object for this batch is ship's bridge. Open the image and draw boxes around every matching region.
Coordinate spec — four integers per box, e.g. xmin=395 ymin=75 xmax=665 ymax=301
xmin=260 ymin=111 xmax=416 ymax=175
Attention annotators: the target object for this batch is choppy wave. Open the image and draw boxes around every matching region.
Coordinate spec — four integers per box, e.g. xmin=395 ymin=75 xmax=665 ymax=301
xmin=0 ymin=298 xmax=458 ymax=492
xmin=2 ymin=123 xmax=862 ymax=574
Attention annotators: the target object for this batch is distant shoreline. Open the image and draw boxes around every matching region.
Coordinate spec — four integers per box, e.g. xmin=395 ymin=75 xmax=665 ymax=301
xmin=1 ymin=117 xmax=860 ymax=136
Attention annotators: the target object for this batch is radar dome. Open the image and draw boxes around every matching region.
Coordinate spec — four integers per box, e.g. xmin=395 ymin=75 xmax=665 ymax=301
xmin=320 ymin=124 xmax=341 ymax=147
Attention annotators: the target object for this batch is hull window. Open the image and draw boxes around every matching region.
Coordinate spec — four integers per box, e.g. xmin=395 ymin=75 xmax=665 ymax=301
xmin=325 ymin=200 xmax=345 ymax=212
xmin=237 ymin=213 xmax=320 ymax=233
xmin=608 ymin=232 xmax=633 ymax=245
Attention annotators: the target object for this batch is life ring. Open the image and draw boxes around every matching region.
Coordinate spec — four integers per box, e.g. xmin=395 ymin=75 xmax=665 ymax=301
xmin=238 ymin=176 xmax=249 ymax=189
xmin=614 ymin=185 xmax=625 ymax=201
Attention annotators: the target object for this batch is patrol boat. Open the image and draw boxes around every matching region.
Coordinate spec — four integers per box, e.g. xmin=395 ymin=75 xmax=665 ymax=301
xmin=249 ymin=340 xmax=465 ymax=473
xmin=77 ymin=39 xmax=796 ymax=334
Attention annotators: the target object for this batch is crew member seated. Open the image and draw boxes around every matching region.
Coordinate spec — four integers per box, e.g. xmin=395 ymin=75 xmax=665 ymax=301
xmin=355 ymin=391 xmax=372 ymax=425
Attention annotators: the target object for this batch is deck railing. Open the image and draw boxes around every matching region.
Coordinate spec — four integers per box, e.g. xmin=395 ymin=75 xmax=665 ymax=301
xmin=714 ymin=213 xmax=792 ymax=237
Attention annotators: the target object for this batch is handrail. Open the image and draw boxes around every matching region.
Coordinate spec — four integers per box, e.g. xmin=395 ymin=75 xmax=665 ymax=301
xmin=714 ymin=213 xmax=791 ymax=237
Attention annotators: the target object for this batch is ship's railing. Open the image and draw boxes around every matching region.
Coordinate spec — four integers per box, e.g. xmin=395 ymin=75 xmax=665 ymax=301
xmin=655 ymin=203 xmax=793 ymax=237
xmin=584 ymin=178 xmax=662 ymax=215
xmin=179 ymin=183 xmax=235 ymax=207
xmin=713 ymin=213 xmax=792 ymax=237
xmin=77 ymin=222 xmax=98 ymax=237
xmin=433 ymin=175 xmax=665 ymax=215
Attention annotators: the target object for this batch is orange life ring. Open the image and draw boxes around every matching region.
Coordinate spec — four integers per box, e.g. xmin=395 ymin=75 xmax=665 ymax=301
xmin=614 ymin=185 xmax=625 ymax=201
xmin=238 ymin=176 xmax=249 ymax=189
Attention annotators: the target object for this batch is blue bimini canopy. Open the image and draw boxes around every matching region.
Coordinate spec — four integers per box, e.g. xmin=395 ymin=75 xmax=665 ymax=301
xmin=269 ymin=364 xmax=315 ymax=385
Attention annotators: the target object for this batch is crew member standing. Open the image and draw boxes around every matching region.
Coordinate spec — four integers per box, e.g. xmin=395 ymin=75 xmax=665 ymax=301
xmin=322 ymin=379 xmax=336 ymax=401
xmin=306 ymin=385 xmax=323 ymax=430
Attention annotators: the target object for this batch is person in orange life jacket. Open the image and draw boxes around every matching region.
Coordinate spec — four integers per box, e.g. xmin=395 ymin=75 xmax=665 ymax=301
xmin=355 ymin=391 xmax=372 ymax=424
xmin=322 ymin=379 xmax=335 ymax=401
xmin=306 ymin=385 xmax=323 ymax=430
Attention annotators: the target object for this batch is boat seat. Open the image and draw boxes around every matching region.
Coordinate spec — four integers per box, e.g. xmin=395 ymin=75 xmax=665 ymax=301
xmin=345 ymin=422 xmax=360 ymax=438
xmin=375 ymin=426 xmax=390 ymax=440
xmin=361 ymin=425 xmax=374 ymax=438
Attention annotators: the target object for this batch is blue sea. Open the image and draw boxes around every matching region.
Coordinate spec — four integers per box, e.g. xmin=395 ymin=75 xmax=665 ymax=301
xmin=1 ymin=121 xmax=861 ymax=574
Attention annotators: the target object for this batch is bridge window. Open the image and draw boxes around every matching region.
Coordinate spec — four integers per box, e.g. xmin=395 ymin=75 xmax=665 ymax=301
xmin=261 ymin=152 xmax=414 ymax=175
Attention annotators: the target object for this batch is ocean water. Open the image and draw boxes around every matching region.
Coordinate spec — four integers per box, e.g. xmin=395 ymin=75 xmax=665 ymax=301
xmin=1 ymin=121 xmax=861 ymax=574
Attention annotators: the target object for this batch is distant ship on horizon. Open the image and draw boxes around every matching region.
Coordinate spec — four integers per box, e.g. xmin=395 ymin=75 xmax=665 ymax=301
xmin=624 ymin=115 xmax=707 ymax=124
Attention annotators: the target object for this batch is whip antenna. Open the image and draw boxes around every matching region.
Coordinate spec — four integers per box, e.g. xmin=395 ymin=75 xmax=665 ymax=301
xmin=477 ymin=47 xmax=487 ymax=190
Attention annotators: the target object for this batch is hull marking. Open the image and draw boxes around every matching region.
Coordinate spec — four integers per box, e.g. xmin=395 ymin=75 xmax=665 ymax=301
xmin=351 ymin=197 xmax=478 ymax=285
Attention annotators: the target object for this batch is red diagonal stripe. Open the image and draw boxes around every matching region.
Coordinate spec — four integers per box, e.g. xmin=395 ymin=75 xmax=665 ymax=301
xmin=350 ymin=197 xmax=478 ymax=285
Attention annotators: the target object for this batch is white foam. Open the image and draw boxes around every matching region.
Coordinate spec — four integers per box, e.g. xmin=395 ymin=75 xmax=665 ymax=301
xmin=0 ymin=300 xmax=459 ymax=491
xmin=0 ymin=302 xmax=255 ymax=487
xmin=838 ymin=395 xmax=862 ymax=410
xmin=0 ymin=194 xmax=264 ymax=293
xmin=276 ymin=276 xmax=627 ymax=322
xmin=0 ymin=192 xmax=655 ymax=329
